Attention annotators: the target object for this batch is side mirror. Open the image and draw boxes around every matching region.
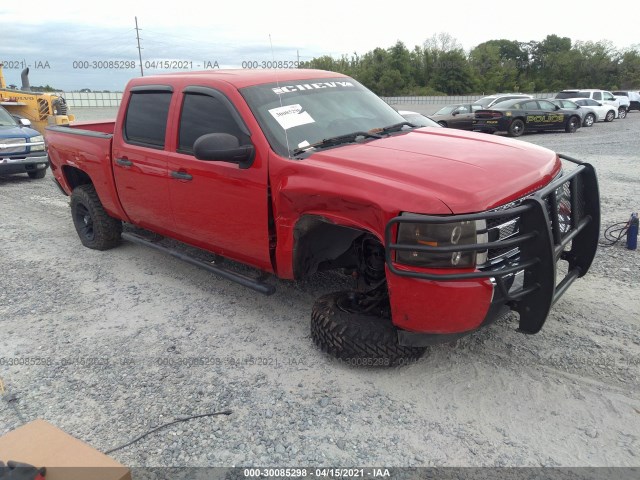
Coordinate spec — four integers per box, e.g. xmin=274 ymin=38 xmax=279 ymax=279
xmin=193 ymin=133 xmax=255 ymax=169
xmin=451 ymin=111 xmax=459 ymax=116
xmin=17 ymin=117 xmax=32 ymax=127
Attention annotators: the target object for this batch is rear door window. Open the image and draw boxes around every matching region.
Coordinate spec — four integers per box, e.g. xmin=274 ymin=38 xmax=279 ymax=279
xmin=124 ymin=91 xmax=172 ymax=148
xmin=591 ymin=91 xmax=602 ymax=100
xmin=538 ymin=100 xmax=557 ymax=111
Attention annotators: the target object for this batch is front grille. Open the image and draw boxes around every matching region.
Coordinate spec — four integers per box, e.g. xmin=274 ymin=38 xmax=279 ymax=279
xmin=0 ymin=138 xmax=27 ymax=155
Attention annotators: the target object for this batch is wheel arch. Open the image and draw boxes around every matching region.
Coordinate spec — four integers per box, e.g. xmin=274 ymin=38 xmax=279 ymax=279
xmin=292 ymin=214 xmax=379 ymax=280
xmin=62 ymin=165 xmax=93 ymax=191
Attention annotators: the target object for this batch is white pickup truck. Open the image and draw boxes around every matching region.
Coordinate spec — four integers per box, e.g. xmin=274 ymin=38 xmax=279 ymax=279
xmin=555 ymin=89 xmax=625 ymax=118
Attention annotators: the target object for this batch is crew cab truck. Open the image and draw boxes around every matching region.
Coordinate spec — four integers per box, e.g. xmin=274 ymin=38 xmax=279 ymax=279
xmin=45 ymin=70 xmax=600 ymax=365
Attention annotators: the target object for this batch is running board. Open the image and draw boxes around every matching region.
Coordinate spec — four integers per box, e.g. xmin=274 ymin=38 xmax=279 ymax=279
xmin=121 ymin=232 xmax=276 ymax=296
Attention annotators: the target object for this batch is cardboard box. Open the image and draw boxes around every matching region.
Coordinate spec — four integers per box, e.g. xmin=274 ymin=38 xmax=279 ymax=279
xmin=0 ymin=419 xmax=131 ymax=480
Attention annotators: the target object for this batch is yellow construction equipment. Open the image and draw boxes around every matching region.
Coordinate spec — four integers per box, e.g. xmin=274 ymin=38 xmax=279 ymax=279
xmin=0 ymin=63 xmax=75 ymax=135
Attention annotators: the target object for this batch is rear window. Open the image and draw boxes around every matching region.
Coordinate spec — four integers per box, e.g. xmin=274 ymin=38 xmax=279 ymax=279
xmin=473 ymin=96 xmax=498 ymax=108
xmin=124 ymin=91 xmax=172 ymax=148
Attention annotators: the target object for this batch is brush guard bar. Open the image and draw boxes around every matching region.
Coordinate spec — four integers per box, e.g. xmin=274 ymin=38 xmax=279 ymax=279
xmin=385 ymin=155 xmax=600 ymax=334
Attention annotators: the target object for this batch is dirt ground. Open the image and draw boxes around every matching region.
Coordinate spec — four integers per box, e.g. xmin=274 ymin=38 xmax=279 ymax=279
xmin=0 ymin=111 xmax=638 ymax=468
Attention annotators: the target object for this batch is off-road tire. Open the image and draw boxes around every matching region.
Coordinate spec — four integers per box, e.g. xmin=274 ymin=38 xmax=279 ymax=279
xmin=27 ymin=169 xmax=46 ymax=179
xmin=508 ymin=119 xmax=525 ymax=137
xmin=70 ymin=184 xmax=122 ymax=250
xmin=311 ymin=292 xmax=427 ymax=367
xmin=583 ymin=113 xmax=595 ymax=127
xmin=565 ymin=116 xmax=580 ymax=133
xmin=605 ymin=110 xmax=615 ymax=122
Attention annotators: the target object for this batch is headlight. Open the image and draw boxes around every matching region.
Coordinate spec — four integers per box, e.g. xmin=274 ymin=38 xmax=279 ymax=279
xmin=30 ymin=135 xmax=45 ymax=151
xmin=396 ymin=215 xmax=486 ymax=268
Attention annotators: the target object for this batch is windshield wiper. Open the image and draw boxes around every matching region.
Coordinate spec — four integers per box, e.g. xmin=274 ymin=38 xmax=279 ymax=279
xmin=379 ymin=121 xmax=416 ymax=134
xmin=292 ymin=131 xmax=381 ymax=156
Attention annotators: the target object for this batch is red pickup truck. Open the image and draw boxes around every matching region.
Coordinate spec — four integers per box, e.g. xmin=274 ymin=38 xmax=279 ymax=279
xmin=45 ymin=70 xmax=600 ymax=366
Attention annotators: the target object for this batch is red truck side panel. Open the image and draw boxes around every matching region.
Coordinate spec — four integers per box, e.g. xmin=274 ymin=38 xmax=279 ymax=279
xmin=111 ymin=142 xmax=174 ymax=233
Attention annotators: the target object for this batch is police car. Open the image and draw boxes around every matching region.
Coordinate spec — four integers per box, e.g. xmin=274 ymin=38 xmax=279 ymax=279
xmin=473 ymin=98 xmax=582 ymax=137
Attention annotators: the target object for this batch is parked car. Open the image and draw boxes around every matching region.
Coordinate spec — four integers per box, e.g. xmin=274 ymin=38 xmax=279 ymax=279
xmin=398 ymin=110 xmax=442 ymax=128
xmin=0 ymin=105 xmax=48 ymax=178
xmin=472 ymin=93 xmax=533 ymax=109
xmin=569 ymin=98 xmax=618 ymax=123
xmin=555 ymin=89 xmax=623 ymax=118
xmin=44 ymin=69 xmax=600 ymax=365
xmin=547 ymin=99 xmax=594 ymax=127
xmin=428 ymin=103 xmax=484 ymax=129
xmin=473 ymin=98 xmax=582 ymax=137
xmin=612 ymin=91 xmax=640 ymax=112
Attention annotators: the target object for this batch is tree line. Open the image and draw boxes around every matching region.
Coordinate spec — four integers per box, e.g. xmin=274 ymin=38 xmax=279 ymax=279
xmin=300 ymin=33 xmax=640 ymax=96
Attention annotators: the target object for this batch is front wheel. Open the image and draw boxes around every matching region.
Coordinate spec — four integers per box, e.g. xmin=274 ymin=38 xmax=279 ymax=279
xmin=583 ymin=113 xmax=595 ymax=127
xmin=311 ymin=292 xmax=427 ymax=366
xmin=618 ymin=108 xmax=627 ymax=119
xmin=565 ymin=116 xmax=580 ymax=133
xmin=508 ymin=119 xmax=525 ymax=137
xmin=605 ymin=110 xmax=615 ymax=122
xmin=70 ymin=184 xmax=122 ymax=250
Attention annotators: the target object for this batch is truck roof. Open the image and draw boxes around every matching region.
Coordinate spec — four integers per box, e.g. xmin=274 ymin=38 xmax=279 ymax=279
xmin=126 ymin=69 xmax=348 ymax=89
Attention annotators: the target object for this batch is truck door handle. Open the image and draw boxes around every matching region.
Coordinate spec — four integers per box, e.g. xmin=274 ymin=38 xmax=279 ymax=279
xmin=116 ymin=158 xmax=133 ymax=167
xmin=171 ymin=170 xmax=193 ymax=181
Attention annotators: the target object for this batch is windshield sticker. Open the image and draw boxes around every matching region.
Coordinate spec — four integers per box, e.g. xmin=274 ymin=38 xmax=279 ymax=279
xmin=268 ymin=104 xmax=315 ymax=130
xmin=272 ymin=81 xmax=354 ymax=95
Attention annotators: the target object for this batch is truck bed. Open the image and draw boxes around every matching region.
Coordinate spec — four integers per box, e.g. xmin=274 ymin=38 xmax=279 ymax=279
xmin=65 ymin=120 xmax=115 ymax=135
xmin=45 ymin=123 xmax=125 ymax=220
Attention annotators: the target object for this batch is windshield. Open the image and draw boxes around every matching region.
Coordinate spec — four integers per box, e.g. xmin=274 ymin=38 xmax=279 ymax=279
xmin=0 ymin=107 xmax=18 ymax=127
xmin=240 ymin=77 xmax=405 ymax=157
xmin=434 ymin=106 xmax=457 ymax=115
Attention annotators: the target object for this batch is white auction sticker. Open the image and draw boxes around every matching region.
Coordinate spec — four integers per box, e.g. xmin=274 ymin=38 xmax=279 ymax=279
xmin=268 ymin=104 xmax=315 ymax=130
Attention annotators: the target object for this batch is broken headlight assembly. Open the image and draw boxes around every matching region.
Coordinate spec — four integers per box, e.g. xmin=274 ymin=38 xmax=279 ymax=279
xmin=395 ymin=214 xmax=487 ymax=268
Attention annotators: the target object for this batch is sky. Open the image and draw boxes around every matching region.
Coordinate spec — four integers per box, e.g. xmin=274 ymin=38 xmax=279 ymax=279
xmin=2 ymin=0 xmax=639 ymax=91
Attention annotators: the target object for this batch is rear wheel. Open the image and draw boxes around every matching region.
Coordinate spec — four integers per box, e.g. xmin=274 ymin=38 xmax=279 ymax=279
xmin=70 ymin=184 xmax=122 ymax=250
xmin=583 ymin=113 xmax=595 ymax=127
xmin=605 ymin=110 xmax=615 ymax=122
xmin=618 ymin=108 xmax=627 ymax=119
xmin=311 ymin=291 xmax=427 ymax=366
xmin=27 ymin=169 xmax=46 ymax=179
xmin=508 ymin=119 xmax=525 ymax=137
xmin=565 ymin=116 xmax=580 ymax=133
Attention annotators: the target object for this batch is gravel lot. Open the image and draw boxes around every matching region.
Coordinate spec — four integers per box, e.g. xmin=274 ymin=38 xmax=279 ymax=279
xmin=1 ymin=109 xmax=639 ymax=468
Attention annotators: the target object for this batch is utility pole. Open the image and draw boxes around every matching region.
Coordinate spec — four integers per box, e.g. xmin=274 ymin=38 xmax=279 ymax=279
xmin=135 ymin=17 xmax=144 ymax=77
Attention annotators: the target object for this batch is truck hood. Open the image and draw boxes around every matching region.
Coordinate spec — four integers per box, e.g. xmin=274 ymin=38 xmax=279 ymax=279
xmin=0 ymin=125 xmax=39 ymax=139
xmin=304 ymin=128 xmax=560 ymax=213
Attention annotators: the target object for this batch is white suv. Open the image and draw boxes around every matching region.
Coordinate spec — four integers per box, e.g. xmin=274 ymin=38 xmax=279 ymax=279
xmin=555 ymin=90 xmax=623 ymax=118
